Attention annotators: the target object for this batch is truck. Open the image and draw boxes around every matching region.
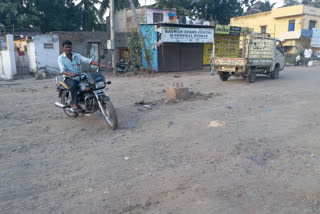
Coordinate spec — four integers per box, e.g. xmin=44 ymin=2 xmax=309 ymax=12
xmin=213 ymin=33 xmax=285 ymax=83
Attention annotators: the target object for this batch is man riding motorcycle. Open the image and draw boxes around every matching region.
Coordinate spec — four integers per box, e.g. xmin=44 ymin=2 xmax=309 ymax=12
xmin=57 ymin=40 xmax=107 ymax=112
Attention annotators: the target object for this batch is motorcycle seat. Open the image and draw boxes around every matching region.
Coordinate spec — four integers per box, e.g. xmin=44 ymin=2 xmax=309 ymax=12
xmin=58 ymin=81 xmax=70 ymax=90
xmin=56 ymin=75 xmax=70 ymax=90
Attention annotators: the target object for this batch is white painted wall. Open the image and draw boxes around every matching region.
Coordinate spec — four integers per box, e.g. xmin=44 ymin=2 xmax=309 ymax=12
xmin=27 ymin=40 xmax=37 ymax=73
xmin=33 ymin=35 xmax=60 ymax=74
xmin=114 ymin=8 xmax=177 ymax=32
xmin=0 ymin=51 xmax=13 ymax=79
xmin=0 ymin=35 xmax=17 ymax=79
xmin=146 ymin=8 xmax=176 ymax=24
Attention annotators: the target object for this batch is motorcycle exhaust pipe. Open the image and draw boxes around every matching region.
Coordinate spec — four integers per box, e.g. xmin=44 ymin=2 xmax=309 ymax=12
xmin=55 ymin=102 xmax=66 ymax=108
xmin=55 ymin=102 xmax=75 ymax=113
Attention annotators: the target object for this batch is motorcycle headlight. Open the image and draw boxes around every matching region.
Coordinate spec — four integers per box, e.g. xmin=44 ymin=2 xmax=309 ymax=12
xmin=95 ymin=81 xmax=105 ymax=89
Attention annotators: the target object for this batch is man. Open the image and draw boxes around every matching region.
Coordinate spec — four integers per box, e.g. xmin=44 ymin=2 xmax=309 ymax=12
xmin=296 ymin=54 xmax=301 ymax=66
xmin=58 ymin=40 xmax=106 ymax=111
xmin=210 ymin=50 xmax=215 ymax=75
xmin=304 ymin=47 xmax=313 ymax=67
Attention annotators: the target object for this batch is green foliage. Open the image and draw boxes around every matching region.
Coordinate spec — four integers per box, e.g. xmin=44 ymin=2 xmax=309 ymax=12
xmin=0 ymin=0 xmax=140 ymax=33
xmin=285 ymin=54 xmax=296 ymax=65
xmin=78 ymin=0 xmax=140 ymax=31
xmin=155 ymin=0 xmax=256 ymax=24
xmin=0 ymin=0 xmax=39 ymax=29
xmin=124 ymin=32 xmax=143 ymax=74
xmin=124 ymin=30 xmax=154 ymax=74
xmin=155 ymin=0 xmax=195 ymax=17
xmin=35 ymin=0 xmax=81 ymax=32
xmin=77 ymin=0 xmax=104 ymax=31
xmin=259 ymin=0 xmax=277 ymax=12
xmin=283 ymin=0 xmax=320 ymax=7
xmin=100 ymin=0 xmax=140 ymax=15
xmin=282 ymin=0 xmax=300 ymax=7
xmin=0 ymin=0 xmax=81 ymax=32
xmin=301 ymin=0 xmax=320 ymax=7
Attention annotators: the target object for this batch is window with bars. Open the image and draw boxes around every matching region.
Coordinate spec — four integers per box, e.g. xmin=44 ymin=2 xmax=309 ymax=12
xmin=153 ymin=13 xmax=163 ymax=23
xmin=309 ymin=20 xmax=316 ymax=30
xmin=44 ymin=43 xmax=54 ymax=49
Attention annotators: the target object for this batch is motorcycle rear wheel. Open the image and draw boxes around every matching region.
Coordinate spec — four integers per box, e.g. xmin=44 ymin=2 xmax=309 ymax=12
xmin=61 ymin=90 xmax=78 ymax=117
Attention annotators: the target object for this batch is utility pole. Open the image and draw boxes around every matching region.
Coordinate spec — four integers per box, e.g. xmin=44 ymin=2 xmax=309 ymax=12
xmin=129 ymin=0 xmax=154 ymax=74
xmin=110 ymin=0 xmax=117 ymax=75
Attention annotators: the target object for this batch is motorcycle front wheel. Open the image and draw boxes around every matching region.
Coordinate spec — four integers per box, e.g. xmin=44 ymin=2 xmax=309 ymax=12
xmin=103 ymin=101 xmax=118 ymax=130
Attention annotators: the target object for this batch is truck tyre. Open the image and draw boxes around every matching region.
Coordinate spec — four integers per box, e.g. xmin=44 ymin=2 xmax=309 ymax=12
xmin=219 ymin=72 xmax=229 ymax=81
xmin=248 ymin=69 xmax=256 ymax=83
xmin=271 ymin=66 xmax=280 ymax=79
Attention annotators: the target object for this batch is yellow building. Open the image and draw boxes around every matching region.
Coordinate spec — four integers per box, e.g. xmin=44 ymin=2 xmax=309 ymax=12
xmin=231 ymin=4 xmax=320 ymax=54
xmin=14 ymin=38 xmax=28 ymax=53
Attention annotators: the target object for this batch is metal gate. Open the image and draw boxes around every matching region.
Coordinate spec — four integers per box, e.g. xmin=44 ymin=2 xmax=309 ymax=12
xmin=158 ymin=43 xmax=203 ymax=72
xmin=15 ymin=46 xmax=30 ymax=75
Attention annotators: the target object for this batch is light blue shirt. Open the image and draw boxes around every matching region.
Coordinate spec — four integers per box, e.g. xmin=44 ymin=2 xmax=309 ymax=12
xmin=58 ymin=52 xmax=92 ymax=79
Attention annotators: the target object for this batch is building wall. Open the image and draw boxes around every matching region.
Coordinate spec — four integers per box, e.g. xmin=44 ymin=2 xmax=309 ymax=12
xmin=126 ymin=8 xmax=146 ymax=32
xmin=145 ymin=8 xmax=176 ymax=24
xmin=304 ymin=5 xmax=320 ymax=17
xmin=302 ymin=15 xmax=320 ymax=29
xmin=0 ymin=35 xmax=17 ymax=79
xmin=27 ymin=40 xmax=37 ymax=73
xmin=115 ymin=8 xmax=177 ymax=33
xmin=231 ymin=5 xmax=320 ymax=39
xmin=14 ymin=38 xmax=28 ymax=50
xmin=33 ymin=35 xmax=60 ymax=74
xmin=0 ymin=51 xmax=12 ymax=78
xmin=141 ymin=25 xmax=158 ymax=71
xmin=114 ymin=9 xmax=127 ymax=32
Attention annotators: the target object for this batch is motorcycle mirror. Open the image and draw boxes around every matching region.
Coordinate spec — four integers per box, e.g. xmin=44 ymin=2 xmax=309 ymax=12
xmin=101 ymin=55 xmax=105 ymax=59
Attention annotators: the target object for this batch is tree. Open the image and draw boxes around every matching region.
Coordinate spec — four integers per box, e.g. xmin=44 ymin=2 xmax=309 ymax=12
xmin=301 ymin=0 xmax=320 ymax=7
xmin=99 ymin=0 xmax=140 ymax=15
xmin=155 ymin=0 xmax=256 ymax=24
xmin=313 ymin=0 xmax=320 ymax=7
xmin=155 ymin=0 xmax=195 ymax=17
xmin=35 ymin=0 xmax=81 ymax=32
xmin=76 ymin=0 xmax=104 ymax=31
xmin=301 ymin=0 xmax=313 ymax=4
xmin=0 ymin=0 xmax=141 ymax=33
xmin=282 ymin=0 xmax=320 ymax=7
xmin=0 ymin=0 xmax=82 ymax=33
xmin=0 ymin=0 xmax=40 ymax=30
xmin=282 ymin=0 xmax=300 ymax=7
xmin=77 ymin=0 xmax=140 ymax=31
xmin=259 ymin=0 xmax=276 ymax=12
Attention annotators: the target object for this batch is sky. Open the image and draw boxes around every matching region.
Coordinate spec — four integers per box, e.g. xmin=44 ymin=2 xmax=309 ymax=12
xmin=138 ymin=0 xmax=285 ymax=9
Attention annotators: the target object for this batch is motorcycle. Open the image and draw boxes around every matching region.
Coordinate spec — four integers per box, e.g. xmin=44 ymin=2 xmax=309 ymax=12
xmin=116 ymin=60 xmax=130 ymax=73
xmin=54 ymin=67 xmax=118 ymax=130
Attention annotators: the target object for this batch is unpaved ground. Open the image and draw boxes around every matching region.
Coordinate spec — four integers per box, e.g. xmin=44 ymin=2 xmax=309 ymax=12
xmin=1 ymin=66 xmax=320 ymax=214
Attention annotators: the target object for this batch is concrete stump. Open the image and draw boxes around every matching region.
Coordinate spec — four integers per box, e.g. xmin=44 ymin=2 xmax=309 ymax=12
xmin=165 ymin=87 xmax=189 ymax=101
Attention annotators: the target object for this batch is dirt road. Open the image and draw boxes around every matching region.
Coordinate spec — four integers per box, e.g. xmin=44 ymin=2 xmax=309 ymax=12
xmin=1 ymin=66 xmax=320 ymax=214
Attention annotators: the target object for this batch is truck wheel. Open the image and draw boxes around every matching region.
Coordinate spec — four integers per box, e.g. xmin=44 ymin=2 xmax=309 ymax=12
xmin=219 ymin=72 xmax=229 ymax=81
xmin=271 ymin=66 xmax=280 ymax=79
xmin=248 ymin=69 xmax=256 ymax=83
